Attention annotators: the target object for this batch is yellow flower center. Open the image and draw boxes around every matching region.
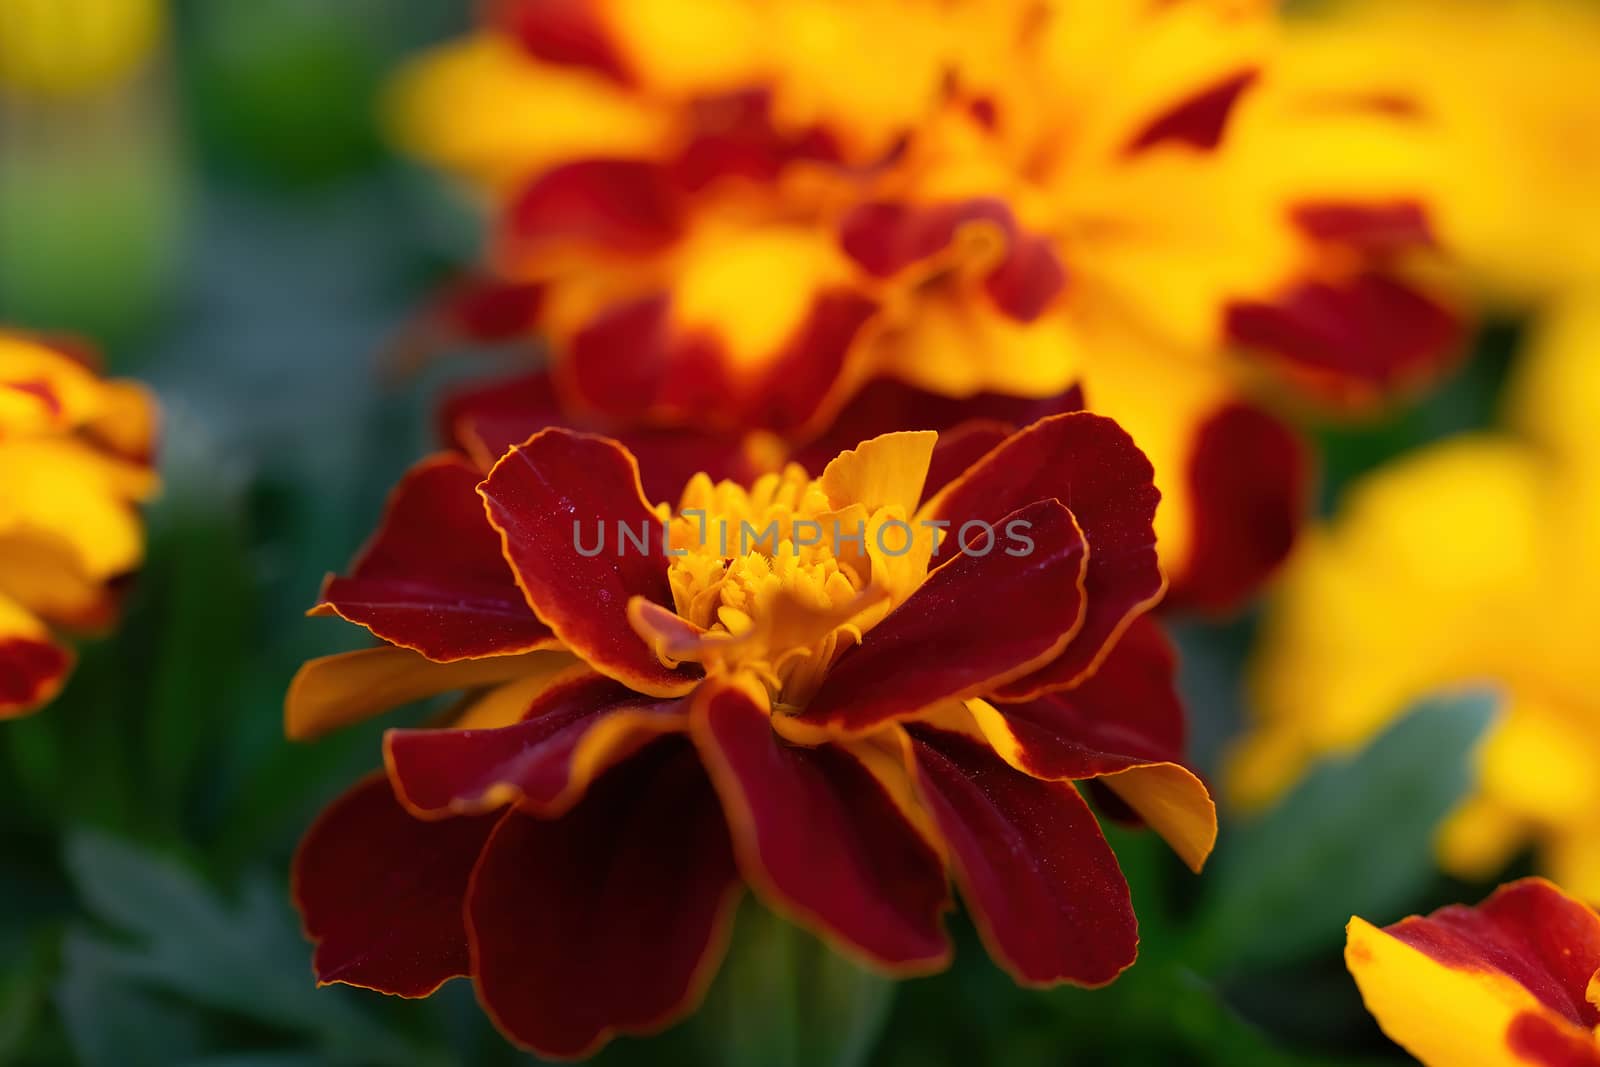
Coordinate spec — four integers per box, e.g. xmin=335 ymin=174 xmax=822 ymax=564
xmin=663 ymin=463 xmax=886 ymax=709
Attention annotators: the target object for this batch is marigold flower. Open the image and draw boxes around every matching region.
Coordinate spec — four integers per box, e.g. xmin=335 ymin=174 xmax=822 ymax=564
xmin=388 ymin=0 xmax=1461 ymax=612
xmin=1346 ymin=878 xmax=1600 ymax=1067
xmin=1236 ymin=295 xmax=1600 ymax=895
xmin=1281 ymin=0 xmax=1600 ymax=302
xmin=289 ymin=411 xmax=1216 ymax=1058
xmin=0 ymin=331 xmax=158 ymax=716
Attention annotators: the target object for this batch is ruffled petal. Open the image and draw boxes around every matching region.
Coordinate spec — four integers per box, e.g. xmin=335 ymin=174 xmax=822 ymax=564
xmin=799 ymin=499 xmax=1088 ymax=734
xmin=293 ymin=775 xmax=497 ymax=997
xmin=385 ymin=670 xmax=690 ymax=818
xmin=925 ymin=412 xmax=1164 ymax=695
xmin=479 ymin=428 xmax=700 ymax=696
xmin=314 ymin=455 xmax=558 ymax=661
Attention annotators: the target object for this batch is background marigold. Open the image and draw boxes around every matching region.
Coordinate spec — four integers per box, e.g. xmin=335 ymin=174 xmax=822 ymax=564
xmin=386 ymin=0 xmax=1464 ymax=614
xmin=0 ymin=331 xmax=158 ymax=716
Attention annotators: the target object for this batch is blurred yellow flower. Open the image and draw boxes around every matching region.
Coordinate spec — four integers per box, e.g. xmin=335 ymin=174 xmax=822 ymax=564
xmin=0 ymin=332 xmax=158 ymax=716
xmin=389 ymin=0 xmax=1462 ymax=612
xmin=0 ymin=0 xmax=163 ymax=97
xmin=1280 ymin=0 xmax=1600 ymax=303
xmin=1237 ymin=295 xmax=1600 ymax=896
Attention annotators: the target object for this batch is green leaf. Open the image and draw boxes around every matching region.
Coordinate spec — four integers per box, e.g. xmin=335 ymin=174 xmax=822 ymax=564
xmin=60 ymin=832 xmax=441 ymax=1067
xmin=689 ymin=899 xmax=895 ymax=1067
xmin=1187 ymin=692 xmax=1498 ymax=974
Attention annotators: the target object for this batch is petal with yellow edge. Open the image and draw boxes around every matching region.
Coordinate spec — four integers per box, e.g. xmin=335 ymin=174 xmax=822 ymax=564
xmin=1347 ymin=878 xmax=1600 ymax=1067
xmin=384 ymin=670 xmax=690 ymax=819
xmin=466 ymin=736 xmax=740 ymax=1060
xmin=800 ymin=499 xmax=1089 ymax=735
xmin=906 ymin=724 xmax=1138 ymax=988
xmin=314 ymin=454 xmax=558 ymax=661
xmin=479 ymin=428 xmax=701 ymax=697
xmin=690 ymin=676 xmax=952 ymax=974
xmin=925 ymin=413 xmax=1163 ymax=696
xmin=293 ymin=774 xmax=498 ymax=998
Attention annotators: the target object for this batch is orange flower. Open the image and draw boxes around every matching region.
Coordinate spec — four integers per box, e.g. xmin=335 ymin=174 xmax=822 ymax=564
xmin=289 ymin=413 xmax=1216 ymax=1057
xmin=389 ymin=0 xmax=1458 ymax=611
xmin=1347 ymin=878 xmax=1600 ymax=1067
xmin=0 ymin=331 xmax=158 ymax=716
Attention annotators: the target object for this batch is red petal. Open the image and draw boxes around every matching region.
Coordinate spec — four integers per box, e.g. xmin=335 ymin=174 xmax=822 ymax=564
xmin=1164 ymin=402 xmax=1309 ymax=614
xmin=1507 ymin=1013 xmax=1600 ymax=1067
xmin=926 ymin=413 xmax=1164 ymax=695
xmin=1124 ymin=69 xmax=1259 ymax=154
xmin=838 ymin=199 xmax=1065 ymax=321
xmin=0 ymin=635 xmax=72 ymax=718
xmin=1387 ymin=879 xmax=1600 ymax=1029
xmin=801 ymin=499 xmax=1088 ymax=733
xmin=907 ymin=726 xmax=1137 ymax=986
xmin=293 ymin=774 xmax=497 ymax=997
xmin=386 ymin=671 xmax=689 ymax=817
xmin=315 ymin=455 xmax=556 ymax=661
xmin=562 ymin=294 xmax=736 ymax=426
xmin=1290 ymin=200 xmax=1437 ymax=252
xmin=498 ymin=160 xmax=684 ymax=263
xmin=483 ymin=0 xmax=633 ymax=85
xmin=791 ymin=378 xmax=1084 ymax=484
xmin=1225 ymin=273 xmax=1464 ymax=403
xmin=672 ymin=90 xmax=841 ymax=192
xmin=989 ymin=617 xmax=1186 ymax=769
xmin=438 ymin=368 xmax=759 ymax=502
xmin=425 ymin=275 xmax=545 ymax=344
xmin=467 ymin=738 xmax=740 ymax=1059
xmin=692 ymin=679 xmax=951 ymax=971
xmin=480 ymin=429 xmax=699 ymax=696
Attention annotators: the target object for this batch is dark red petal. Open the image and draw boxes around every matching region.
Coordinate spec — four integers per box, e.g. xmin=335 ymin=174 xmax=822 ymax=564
xmin=425 ymin=276 xmax=545 ymax=344
xmin=672 ymin=90 xmax=841 ymax=192
xmin=927 ymin=413 xmax=1164 ymax=695
xmin=483 ymin=0 xmax=633 ymax=85
xmin=990 ymin=617 xmax=1186 ymax=771
xmin=1507 ymin=1012 xmax=1600 ymax=1067
xmin=437 ymin=368 xmax=757 ymax=502
xmin=467 ymin=738 xmax=740 ymax=1059
xmin=838 ymin=199 xmax=1065 ymax=321
xmin=498 ymin=160 xmax=684 ymax=263
xmin=0 ymin=636 xmax=72 ymax=717
xmin=293 ymin=774 xmax=497 ymax=997
xmin=1290 ymin=199 xmax=1437 ymax=252
xmin=746 ymin=289 xmax=877 ymax=435
xmin=800 ymin=499 xmax=1088 ymax=733
xmin=907 ymin=726 xmax=1136 ymax=986
xmin=315 ymin=455 xmax=556 ymax=661
xmin=693 ymin=680 xmax=951 ymax=971
xmin=480 ymin=429 xmax=699 ymax=695
xmin=561 ymin=294 xmax=735 ymax=426
xmin=1387 ymin=879 xmax=1600 ymax=1029
xmin=386 ymin=672 xmax=688 ymax=817
xmin=1164 ymin=402 xmax=1309 ymax=614
xmin=1124 ymin=69 xmax=1259 ymax=154
xmin=1225 ymin=273 xmax=1464 ymax=402
xmin=790 ymin=378 xmax=1084 ymax=478
xmin=561 ymin=289 xmax=873 ymax=436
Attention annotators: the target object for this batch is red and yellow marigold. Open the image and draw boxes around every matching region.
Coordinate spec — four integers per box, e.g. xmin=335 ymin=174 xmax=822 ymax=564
xmin=1237 ymin=296 xmax=1600 ymax=897
xmin=389 ymin=0 xmax=1462 ymax=612
xmin=1347 ymin=878 xmax=1600 ymax=1067
xmin=288 ymin=411 xmax=1216 ymax=1058
xmin=0 ymin=331 xmax=158 ymax=716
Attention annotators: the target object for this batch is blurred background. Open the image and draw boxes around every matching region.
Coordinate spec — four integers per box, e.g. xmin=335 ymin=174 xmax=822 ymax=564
xmin=0 ymin=1 xmax=1567 ymax=1064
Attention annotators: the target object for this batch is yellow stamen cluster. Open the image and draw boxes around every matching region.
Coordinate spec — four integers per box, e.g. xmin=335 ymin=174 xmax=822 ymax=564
xmin=664 ymin=464 xmax=875 ymax=708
